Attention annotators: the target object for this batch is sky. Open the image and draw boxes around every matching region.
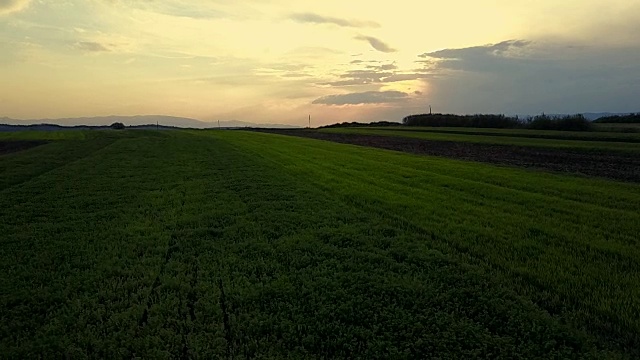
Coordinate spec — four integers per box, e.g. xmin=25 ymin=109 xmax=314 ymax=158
xmin=1 ymin=0 xmax=639 ymax=126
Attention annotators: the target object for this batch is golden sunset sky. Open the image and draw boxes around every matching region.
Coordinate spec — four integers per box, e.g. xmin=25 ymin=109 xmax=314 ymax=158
xmin=1 ymin=0 xmax=639 ymax=126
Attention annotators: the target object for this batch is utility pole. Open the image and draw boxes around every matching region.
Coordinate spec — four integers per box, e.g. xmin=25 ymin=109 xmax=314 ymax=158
xmin=218 ymin=120 xmax=220 ymax=129
xmin=156 ymin=120 xmax=159 ymax=130
xmin=429 ymin=105 xmax=432 ymax=115
xmin=308 ymin=114 xmax=311 ymax=129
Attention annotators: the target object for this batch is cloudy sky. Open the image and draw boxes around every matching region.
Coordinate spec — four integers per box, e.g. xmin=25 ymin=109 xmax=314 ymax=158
xmin=1 ymin=0 xmax=639 ymax=126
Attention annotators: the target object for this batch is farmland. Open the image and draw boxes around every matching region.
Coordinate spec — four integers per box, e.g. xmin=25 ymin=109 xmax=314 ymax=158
xmin=593 ymin=123 xmax=640 ymax=133
xmin=264 ymin=129 xmax=640 ymax=182
xmin=1 ymin=130 xmax=640 ymax=358
xmin=343 ymin=126 xmax=640 ymax=142
xmin=319 ymin=127 xmax=640 ymax=153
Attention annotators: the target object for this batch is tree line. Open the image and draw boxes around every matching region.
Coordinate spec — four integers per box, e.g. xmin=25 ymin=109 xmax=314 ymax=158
xmin=401 ymin=113 xmax=595 ymax=131
xmin=593 ymin=113 xmax=640 ymax=123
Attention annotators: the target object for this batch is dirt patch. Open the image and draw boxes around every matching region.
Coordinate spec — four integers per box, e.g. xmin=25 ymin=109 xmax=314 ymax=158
xmin=256 ymin=130 xmax=640 ymax=183
xmin=0 ymin=141 xmax=48 ymax=155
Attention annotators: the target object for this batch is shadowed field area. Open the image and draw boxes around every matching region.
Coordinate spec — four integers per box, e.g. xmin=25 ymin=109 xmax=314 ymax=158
xmin=0 ymin=141 xmax=48 ymax=155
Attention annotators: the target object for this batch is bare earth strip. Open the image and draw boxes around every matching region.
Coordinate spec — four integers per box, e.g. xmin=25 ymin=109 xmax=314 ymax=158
xmin=257 ymin=130 xmax=640 ymax=182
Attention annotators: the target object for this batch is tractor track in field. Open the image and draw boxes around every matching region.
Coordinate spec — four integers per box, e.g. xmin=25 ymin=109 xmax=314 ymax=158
xmin=136 ymin=233 xmax=178 ymax=329
xmin=218 ymin=278 xmax=234 ymax=360
xmin=256 ymin=130 xmax=640 ymax=183
xmin=134 ymin=232 xmax=201 ymax=359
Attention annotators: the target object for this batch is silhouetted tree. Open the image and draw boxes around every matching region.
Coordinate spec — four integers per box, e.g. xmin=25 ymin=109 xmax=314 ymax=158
xmin=593 ymin=113 xmax=640 ymax=123
xmin=111 ymin=122 xmax=125 ymax=130
xmin=529 ymin=114 xmax=591 ymax=131
xmin=400 ymin=113 xmax=592 ymax=131
xmin=402 ymin=113 xmax=522 ymax=128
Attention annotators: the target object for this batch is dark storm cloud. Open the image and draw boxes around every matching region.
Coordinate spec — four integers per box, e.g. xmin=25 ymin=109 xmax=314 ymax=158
xmin=418 ymin=40 xmax=534 ymax=72
xmin=312 ymin=91 xmax=409 ymax=105
xmin=418 ymin=39 xmax=640 ymax=114
xmin=421 ymin=40 xmax=531 ymax=60
xmin=355 ymin=35 xmax=396 ymax=53
xmin=289 ymin=12 xmax=380 ymax=28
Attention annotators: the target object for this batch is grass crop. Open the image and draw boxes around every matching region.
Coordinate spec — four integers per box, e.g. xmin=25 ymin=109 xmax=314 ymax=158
xmin=320 ymin=127 xmax=640 ymax=153
xmin=593 ymin=123 xmax=640 ymax=133
xmin=1 ymin=130 xmax=639 ymax=358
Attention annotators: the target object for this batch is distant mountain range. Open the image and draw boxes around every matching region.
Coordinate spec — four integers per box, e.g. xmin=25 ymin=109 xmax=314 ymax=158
xmin=0 ymin=115 xmax=299 ymax=129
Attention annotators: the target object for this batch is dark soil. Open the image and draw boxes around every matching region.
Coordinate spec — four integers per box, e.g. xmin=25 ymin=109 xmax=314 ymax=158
xmin=256 ymin=129 xmax=640 ymax=183
xmin=0 ymin=141 xmax=48 ymax=155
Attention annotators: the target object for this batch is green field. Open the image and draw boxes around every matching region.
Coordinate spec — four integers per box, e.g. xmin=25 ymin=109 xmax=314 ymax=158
xmin=593 ymin=123 xmax=640 ymax=133
xmin=320 ymin=127 xmax=640 ymax=153
xmin=1 ymin=130 xmax=639 ymax=358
